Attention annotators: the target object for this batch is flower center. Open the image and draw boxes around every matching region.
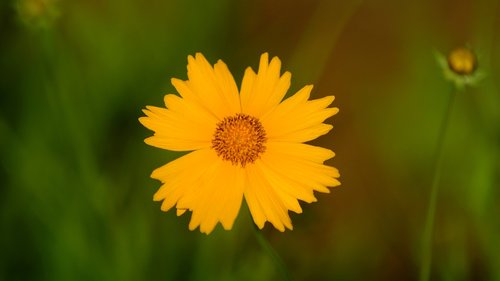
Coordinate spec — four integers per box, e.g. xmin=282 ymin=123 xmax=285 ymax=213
xmin=212 ymin=113 xmax=267 ymax=167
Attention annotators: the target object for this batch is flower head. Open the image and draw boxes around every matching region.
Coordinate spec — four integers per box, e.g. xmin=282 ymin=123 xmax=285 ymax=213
xmin=435 ymin=46 xmax=484 ymax=89
xmin=140 ymin=53 xmax=340 ymax=234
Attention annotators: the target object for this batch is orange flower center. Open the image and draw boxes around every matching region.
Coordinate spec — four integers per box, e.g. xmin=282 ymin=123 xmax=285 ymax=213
xmin=212 ymin=113 xmax=267 ymax=167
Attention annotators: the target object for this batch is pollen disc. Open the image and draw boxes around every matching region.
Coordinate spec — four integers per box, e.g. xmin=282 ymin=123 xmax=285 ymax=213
xmin=212 ymin=113 xmax=267 ymax=167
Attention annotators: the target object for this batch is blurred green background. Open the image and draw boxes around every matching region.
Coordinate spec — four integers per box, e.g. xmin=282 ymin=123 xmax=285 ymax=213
xmin=1 ymin=0 xmax=499 ymax=280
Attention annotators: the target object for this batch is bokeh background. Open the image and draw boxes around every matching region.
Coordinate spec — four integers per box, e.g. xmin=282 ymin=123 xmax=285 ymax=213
xmin=1 ymin=0 xmax=499 ymax=280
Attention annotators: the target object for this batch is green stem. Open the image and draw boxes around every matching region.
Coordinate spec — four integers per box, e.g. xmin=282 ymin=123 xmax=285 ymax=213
xmin=251 ymin=223 xmax=291 ymax=281
xmin=419 ymin=88 xmax=458 ymax=281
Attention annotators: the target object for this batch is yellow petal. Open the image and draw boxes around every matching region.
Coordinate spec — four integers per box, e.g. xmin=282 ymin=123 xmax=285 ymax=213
xmin=266 ymin=142 xmax=335 ymax=163
xmin=262 ymin=93 xmax=338 ymax=142
xmin=256 ymin=157 xmax=318 ymax=204
xmin=248 ymin=142 xmax=339 ymax=206
xmin=163 ymin=94 xmax=218 ymax=128
xmin=152 ymin=149 xmax=244 ymax=234
xmin=213 ymin=60 xmax=241 ymax=114
xmin=151 ymin=149 xmax=211 ymax=182
xmin=219 ymin=166 xmax=245 ymax=230
xmin=184 ymin=158 xmax=245 ymax=234
xmin=244 ymin=162 xmax=293 ymax=232
xmin=258 ymin=84 xmax=312 ymax=122
xmin=275 ymin=124 xmax=333 ymax=143
xmin=260 ymin=147 xmax=341 ymax=196
xmin=240 ymin=53 xmax=291 ymax=118
xmin=177 ymin=209 xmax=187 ymax=216
xmin=139 ymin=104 xmax=214 ymax=151
xmin=179 ymin=53 xmax=240 ymax=120
xmin=253 ymin=160 xmax=304 ymax=214
xmin=152 ymin=149 xmax=217 ymax=214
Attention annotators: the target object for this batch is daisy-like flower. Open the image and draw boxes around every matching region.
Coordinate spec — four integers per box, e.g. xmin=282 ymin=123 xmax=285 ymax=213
xmin=139 ymin=53 xmax=340 ymax=234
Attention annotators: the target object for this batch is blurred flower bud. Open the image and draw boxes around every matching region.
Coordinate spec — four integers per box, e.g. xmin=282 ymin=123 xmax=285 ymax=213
xmin=435 ymin=46 xmax=484 ymax=90
xmin=447 ymin=47 xmax=477 ymax=75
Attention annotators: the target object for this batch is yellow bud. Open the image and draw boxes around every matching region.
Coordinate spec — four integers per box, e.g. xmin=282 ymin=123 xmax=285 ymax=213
xmin=447 ymin=47 xmax=477 ymax=75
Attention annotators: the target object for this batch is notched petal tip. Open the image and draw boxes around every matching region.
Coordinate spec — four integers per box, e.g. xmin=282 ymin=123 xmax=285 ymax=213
xmin=177 ymin=209 xmax=187 ymax=216
xmin=138 ymin=116 xmax=148 ymax=126
xmin=215 ymin=59 xmax=226 ymax=66
xmin=192 ymin=53 xmax=213 ymax=70
xmin=145 ymin=105 xmax=163 ymax=113
xmin=261 ymin=212 xmax=292 ymax=232
xmin=188 ymin=219 xmax=198 ymax=231
xmin=259 ymin=53 xmax=270 ymax=71
xmin=140 ymin=108 xmax=151 ymax=115
xmin=323 ymin=124 xmax=334 ymax=133
xmin=320 ymin=95 xmax=336 ymax=107
xmin=144 ymin=137 xmax=155 ymax=146
xmin=269 ymin=56 xmax=282 ymax=71
xmin=186 ymin=56 xmax=197 ymax=71
xmin=160 ymin=199 xmax=175 ymax=212
xmin=282 ymin=71 xmax=292 ymax=79
xmin=221 ymin=220 xmax=235 ymax=231
xmin=323 ymin=107 xmax=340 ymax=119
xmin=295 ymin=84 xmax=314 ymax=100
xmin=270 ymin=55 xmax=281 ymax=63
xmin=324 ymin=148 xmax=336 ymax=160
xmin=254 ymin=220 xmax=265 ymax=230
xmin=194 ymin=52 xmax=206 ymax=61
xmin=319 ymin=187 xmax=331 ymax=194
xmin=163 ymin=94 xmax=177 ymax=108
xmin=150 ymin=164 xmax=169 ymax=182
xmin=331 ymin=179 xmax=341 ymax=187
xmin=244 ymin=66 xmax=256 ymax=76
xmin=153 ymin=185 xmax=169 ymax=201
xmin=170 ymin=77 xmax=183 ymax=85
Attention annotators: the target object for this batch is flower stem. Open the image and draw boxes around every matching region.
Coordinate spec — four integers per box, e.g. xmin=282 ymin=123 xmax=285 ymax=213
xmin=251 ymin=223 xmax=291 ymax=281
xmin=419 ymin=87 xmax=458 ymax=281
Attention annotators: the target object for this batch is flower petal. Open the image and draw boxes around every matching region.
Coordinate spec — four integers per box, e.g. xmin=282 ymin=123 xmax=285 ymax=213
xmin=262 ymin=89 xmax=338 ymax=142
xmin=244 ymin=162 xmax=293 ymax=232
xmin=260 ymin=145 xmax=341 ymax=195
xmin=246 ymin=142 xmax=340 ymax=220
xmin=172 ymin=53 xmax=240 ymax=120
xmin=184 ymin=161 xmax=245 ymax=234
xmin=139 ymin=103 xmax=215 ymax=151
xmin=163 ymin=93 xmax=218 ymax=128
xmin=240 ymin=53 xmax=291 ymax=118
xmin=272 ymin=124 xmax=333 ymax=143
xmin=152 ymin=149 xmax=244 ymax=234
xmin=151 ymin=149 xmax=216 ymax=212
xmin=266 ymin=142 xmax=335 ymax=163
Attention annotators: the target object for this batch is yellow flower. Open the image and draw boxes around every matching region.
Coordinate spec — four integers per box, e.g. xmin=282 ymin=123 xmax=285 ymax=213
xmin=139 ymin=53 xmax=340 ymax=234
